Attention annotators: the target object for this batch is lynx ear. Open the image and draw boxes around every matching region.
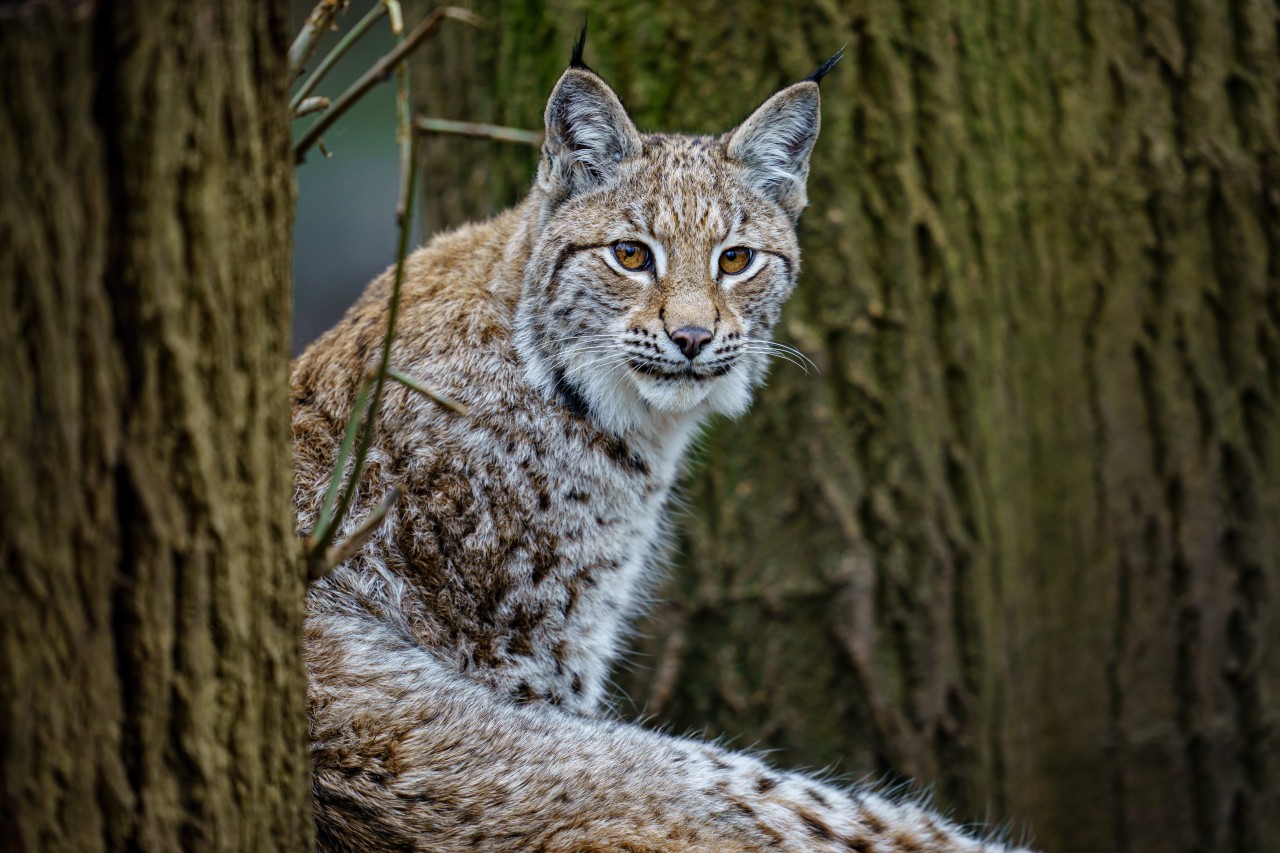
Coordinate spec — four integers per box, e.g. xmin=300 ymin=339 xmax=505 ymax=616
xmin=540 ymin=68 xmax=643 ymax=200
xmin=723 ymin=81 xmax=823 ymax=219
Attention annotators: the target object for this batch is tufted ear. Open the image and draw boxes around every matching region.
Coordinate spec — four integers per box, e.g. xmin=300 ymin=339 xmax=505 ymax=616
xmin=539 ymin=66 xmax=643 ymax=201
xmin=723 ymin=81 xmax=823 ymax=219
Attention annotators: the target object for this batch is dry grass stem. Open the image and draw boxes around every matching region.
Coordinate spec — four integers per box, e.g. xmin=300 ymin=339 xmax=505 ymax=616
xmin=414 ymin=116 xmax=543 ymax=147
xmin=293 ymin=6 xmax=483 ymax=163
xmin=389 ymin=368 xmax=468 ymax=416
xmin=288 ymin=0 xmax=349 ymax=78
xmin=294 ymin=96 xmax=331 ymax=118
xmin=309 ymin=486 xmax=403 ymax=581
xmin=290 ymin=1 xmax=388 ymax=112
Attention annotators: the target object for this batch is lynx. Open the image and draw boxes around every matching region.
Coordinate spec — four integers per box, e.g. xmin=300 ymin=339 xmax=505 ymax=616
xmin=292 ymin=35 xmax=1031 ymax=852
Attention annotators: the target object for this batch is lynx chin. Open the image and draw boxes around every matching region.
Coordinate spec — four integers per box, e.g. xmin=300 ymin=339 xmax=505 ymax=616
xmin=292 ymin=34 xmax=1034 ymax=853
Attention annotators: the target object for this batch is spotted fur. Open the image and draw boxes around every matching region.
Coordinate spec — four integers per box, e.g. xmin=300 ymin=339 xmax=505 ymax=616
xmin=293 ymin=54 xmax=1034 ymax=852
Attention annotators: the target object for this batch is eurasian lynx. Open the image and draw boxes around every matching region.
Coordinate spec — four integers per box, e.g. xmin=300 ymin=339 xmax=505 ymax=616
xmin=292 ymin=36 xmax=1031 ymax=852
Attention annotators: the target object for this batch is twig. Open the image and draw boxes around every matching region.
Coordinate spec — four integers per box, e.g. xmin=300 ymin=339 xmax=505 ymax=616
xmin=308 ymin=486 xmax=402 ymax=581
xmin=288 ymin=0 xmax=348 ymax=78
xmin=389 ymin=368 xmax=468 ymax=416
xmin=390 ymin=0 xmax=412 ymax=224
xmin=306 ymin=106 xmax=420 ymax=566
xmin=290 ymin=1 xmax=388 ymax=112
xmin=414 ymin=117 xmax=543 ymax=147
xmin=313 ymin=374 xmax=375 ymax=542
xmin=293 ymin=6 xmax=483 ymax=164
xmin=294 ymin=96 xmax=331 ymax=118
xmin=385 ymin=0 xmax=404 ymax=34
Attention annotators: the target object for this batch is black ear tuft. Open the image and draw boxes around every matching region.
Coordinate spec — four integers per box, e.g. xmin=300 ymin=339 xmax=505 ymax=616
xmin=723 ymin=80 xmax=822 ymax=219
xmin=805 ymin=46 xmax=846 ymax=84
xmin=570 ymin=22 xmax=590 ymax=70
xmin=540 ymin=60 xmax=642 ymax=200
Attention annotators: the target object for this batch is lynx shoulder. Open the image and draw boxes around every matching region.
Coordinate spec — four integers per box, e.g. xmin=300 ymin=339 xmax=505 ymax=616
xmin=292 ymin=38 xmax=1033 ymax=853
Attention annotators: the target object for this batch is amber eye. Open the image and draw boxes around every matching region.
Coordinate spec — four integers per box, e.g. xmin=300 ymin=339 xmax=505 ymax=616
xmin=718 ymin=247 xmax=754 ymax=275
xmin=613 ymin=241 xmax=652 ymax=271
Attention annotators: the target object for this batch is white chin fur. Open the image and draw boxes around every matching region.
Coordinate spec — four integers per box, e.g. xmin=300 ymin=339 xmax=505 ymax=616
xmin=569 ymin=359 xmax=755 ymax=437
xmin=634 ymin=376 xmax=717 ymax=413
xmin=634 ymin=372 xmax=753 ymax=418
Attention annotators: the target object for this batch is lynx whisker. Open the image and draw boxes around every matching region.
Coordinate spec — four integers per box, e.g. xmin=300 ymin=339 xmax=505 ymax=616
xmin=548 ymin=332 xmax=624 ymax=345
xmin=577 ymin=353 xmax=630 ymax=373
xmin=739 ymin=336 xmax=818 ymax=373
xmin=737 ymin=345 xmax=811 ymax=374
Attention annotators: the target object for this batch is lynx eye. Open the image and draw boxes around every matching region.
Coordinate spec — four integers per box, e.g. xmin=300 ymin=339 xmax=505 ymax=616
xmin=613 ymin=241 xmax=652 ymax=271
xmin=718 ymin=247 xmax=754 ymax=275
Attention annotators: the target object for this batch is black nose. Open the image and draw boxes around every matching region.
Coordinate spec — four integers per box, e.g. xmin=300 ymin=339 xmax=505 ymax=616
xmin=669 ymin=326 xmax=713 ymax=360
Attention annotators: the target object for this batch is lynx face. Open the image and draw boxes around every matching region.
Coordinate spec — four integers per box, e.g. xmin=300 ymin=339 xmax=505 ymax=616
xmin=514 ymin=63 xmax=821 ymax=435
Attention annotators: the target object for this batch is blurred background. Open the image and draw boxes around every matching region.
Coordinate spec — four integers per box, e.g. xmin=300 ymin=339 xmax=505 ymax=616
xmin=291 ymin=0 xmax=544 ymax=351
xmin=292 ymin=1 xmax=403 ymax=351
xmin=292 ymin=2 xmax=1280 ymax=851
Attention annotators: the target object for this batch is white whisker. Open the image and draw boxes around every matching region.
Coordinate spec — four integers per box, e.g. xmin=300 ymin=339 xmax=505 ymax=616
xmin=736 ymin=346 xmax=810 ymax=374
xmin=739 ymin=336 xmax=818 ymax=373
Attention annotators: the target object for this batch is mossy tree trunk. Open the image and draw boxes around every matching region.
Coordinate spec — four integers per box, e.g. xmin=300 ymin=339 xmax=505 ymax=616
xmin=0 ymin=1 xmax=312 ymax=849
xmin=410 ymin=1 xmax=1280 ymax=850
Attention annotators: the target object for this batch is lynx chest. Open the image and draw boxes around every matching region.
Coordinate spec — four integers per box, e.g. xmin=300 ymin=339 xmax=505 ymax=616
xmin=370 ymin=390 xmax=690 ymax=714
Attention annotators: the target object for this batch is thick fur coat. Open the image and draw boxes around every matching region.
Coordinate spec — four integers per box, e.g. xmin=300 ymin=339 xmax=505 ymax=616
xmin=292 ymin=45 xmax=1032 ymax=852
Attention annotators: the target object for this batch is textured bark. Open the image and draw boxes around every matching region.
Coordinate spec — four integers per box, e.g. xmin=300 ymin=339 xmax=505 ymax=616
xmin=0 ymin=1 xmax=312 ymax=849
xmin=410 ymin=1 xmax=1280 ymax=850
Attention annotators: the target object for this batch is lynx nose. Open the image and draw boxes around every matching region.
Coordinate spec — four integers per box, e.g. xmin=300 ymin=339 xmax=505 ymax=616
xmin=669 ymin=326 xmax=713 ymax=360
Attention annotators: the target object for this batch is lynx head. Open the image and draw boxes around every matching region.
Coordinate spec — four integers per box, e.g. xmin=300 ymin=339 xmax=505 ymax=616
xmin=514 ymin=39 xmax=839 ymax=436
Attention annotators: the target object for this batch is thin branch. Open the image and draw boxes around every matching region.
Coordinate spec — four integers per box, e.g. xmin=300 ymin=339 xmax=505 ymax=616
xmin=390 ymin=0 xmax=412 ymax=224
xmin=309 ymin=486 xmax=403 ymax=581
xmin=294 ymin=96 xmax=331 ymax=118
xmin=290 ymin=1 xmax=388 ymax=112
xmin=389 ymin=368 xmax=468 ymax=416
xmin=288 ymin=0 xmax=349 ymax=78
xmin=414 ymin=116 xmax=543 ymax=147
xmin=312 ymin=374 xmax=375 ymax=544
xmin=306 ymin=109 xmax=420 ymax=566
xmin=293 ymin=6 xmax=483 ymax=164
xmin=385 ymin=0 xmax=404 ymax=34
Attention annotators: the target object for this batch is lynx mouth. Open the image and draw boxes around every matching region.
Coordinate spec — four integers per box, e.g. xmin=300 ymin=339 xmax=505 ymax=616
xmin=628 ymin=357 xmax=701 ymax=382
xmin=627 ymin=357 xmax=735 ymax=382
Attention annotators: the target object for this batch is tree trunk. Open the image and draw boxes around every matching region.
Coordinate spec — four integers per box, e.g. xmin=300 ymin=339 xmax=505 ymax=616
xmin=410 ymin=2 xmax=1280 ymax=850
xmin=0 ymin=1 xmax=312 ymax=849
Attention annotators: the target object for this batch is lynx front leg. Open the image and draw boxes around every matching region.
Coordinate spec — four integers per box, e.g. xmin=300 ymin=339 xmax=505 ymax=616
xmin=308 ymin=612 xmax=1033 ymax=853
